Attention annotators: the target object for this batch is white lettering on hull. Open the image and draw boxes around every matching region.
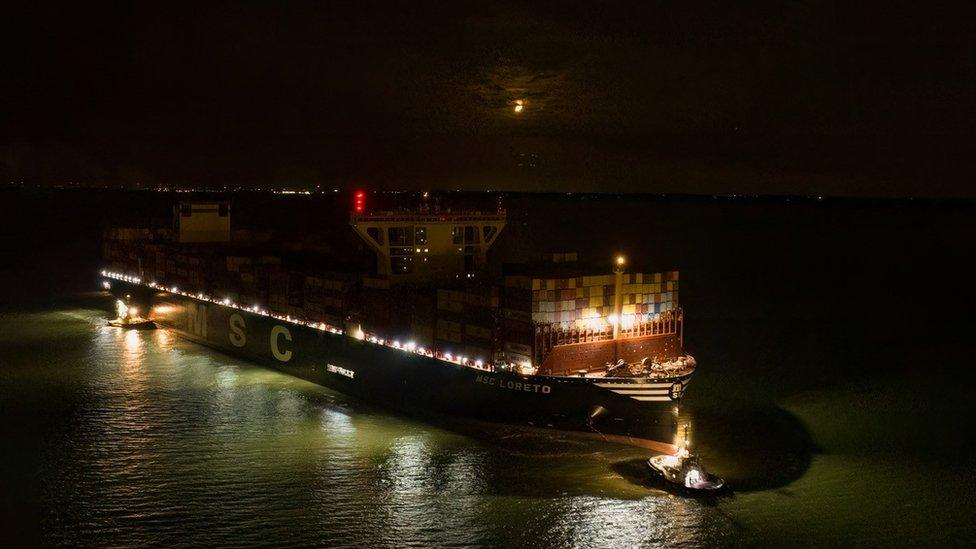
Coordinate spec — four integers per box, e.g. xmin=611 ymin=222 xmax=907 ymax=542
xmin=186 ymin=302 xmax=207 ymax=337
xmin=270 ymin=325 xmax=292 ymax=362
xmin=475 ymin=374 xmax=551 ymax=394
xmin=326 ymin=364 xmax=355 ymax=379
xmin=229 ymin=314 xmax=246 ymax=347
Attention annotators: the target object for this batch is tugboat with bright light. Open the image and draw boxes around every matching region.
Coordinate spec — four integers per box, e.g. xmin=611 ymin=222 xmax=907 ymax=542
xmin=107 ymin=297 xmax=156 ymax=330
xmin=647 ymin=428 xmax=725 ymax=492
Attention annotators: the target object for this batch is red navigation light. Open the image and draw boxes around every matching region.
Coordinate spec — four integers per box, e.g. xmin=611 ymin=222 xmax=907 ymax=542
xmin=354 ymin=190 xmax=365 ymax=213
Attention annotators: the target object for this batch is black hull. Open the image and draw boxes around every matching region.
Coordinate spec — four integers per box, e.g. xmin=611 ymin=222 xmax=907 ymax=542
xmin=113 ymin=281 xmax=690 ymax=452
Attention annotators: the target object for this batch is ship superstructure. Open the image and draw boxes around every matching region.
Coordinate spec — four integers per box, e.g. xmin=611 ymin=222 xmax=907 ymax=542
xmin=349 ymin=198 xmax=506 ymax=279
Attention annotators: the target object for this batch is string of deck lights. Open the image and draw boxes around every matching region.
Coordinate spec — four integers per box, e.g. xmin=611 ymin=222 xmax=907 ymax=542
xmin=101 ymin=270 xmax=498 ymax=372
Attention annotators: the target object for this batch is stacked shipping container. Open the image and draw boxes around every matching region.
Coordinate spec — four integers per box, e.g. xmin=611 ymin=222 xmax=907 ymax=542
xmin=104 ymin=229 xmax=682 ymax=373
xmin=224 ymin=254 xmax=280 ymax=308
xmin=504 ymin=271 xmax=679 ymax=326
xmin=434 ymin=287 xmax=498 ymax=363
xmin=303 ymin=272 xmax=355 ymax=326
xmin=356 ymin=284 xmax=437 ymax=348
xmin=500 ymin=271 xmax=681 ymax=368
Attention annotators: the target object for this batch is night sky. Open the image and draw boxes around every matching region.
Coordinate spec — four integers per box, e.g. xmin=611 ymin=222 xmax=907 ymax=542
xmin=4 ymin=1 xmax=974 ymax=196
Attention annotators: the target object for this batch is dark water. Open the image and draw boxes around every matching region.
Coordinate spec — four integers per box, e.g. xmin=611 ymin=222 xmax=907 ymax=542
xmin=2 ymin=189 xmax=975 ymax=546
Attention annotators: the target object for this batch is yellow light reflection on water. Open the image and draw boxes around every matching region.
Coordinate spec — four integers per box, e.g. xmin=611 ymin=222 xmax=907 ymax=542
xmin=320 ymin=408 xmax=356 ymax=439
xmin=552 ymin=495 xmax=704 ymax=547
xmin=124 ymin=328 xmax=140 ymax=350
xmin=120 ymin=329 xmax=148 ymax=382
xmin=153 ymin=328 xmax=172 ymax=346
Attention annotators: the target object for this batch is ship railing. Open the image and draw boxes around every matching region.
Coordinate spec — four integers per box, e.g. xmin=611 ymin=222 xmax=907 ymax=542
xmin=350 ymin=211 xmax=506 ymax=223
xmin=104 ymin=269 xmax=509 ymax=374
xmin=580 ymin=355 xmax=696 ymax=379
xmin=533 ymin=309 xmax=683 ymax=366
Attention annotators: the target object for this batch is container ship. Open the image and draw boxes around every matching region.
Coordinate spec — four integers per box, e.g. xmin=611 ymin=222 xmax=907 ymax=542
xmin=101 ymin=194 xmax=694 ymax=453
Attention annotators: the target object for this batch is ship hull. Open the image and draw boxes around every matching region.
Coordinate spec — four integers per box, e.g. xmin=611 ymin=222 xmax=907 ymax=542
xmin=114 ymin=282 xmax=689 ymax=453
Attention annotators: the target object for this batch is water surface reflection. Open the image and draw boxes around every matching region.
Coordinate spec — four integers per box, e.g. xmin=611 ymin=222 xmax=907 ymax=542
xmin=3 ymin=306 xmax=971 ymax=546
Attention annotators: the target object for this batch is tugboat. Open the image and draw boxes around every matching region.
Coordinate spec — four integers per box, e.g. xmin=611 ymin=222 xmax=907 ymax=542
xmin=107 ymin=298 xmax=156 ymax=330
xmin=647 ymin=429 xmax=725 ymax=492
